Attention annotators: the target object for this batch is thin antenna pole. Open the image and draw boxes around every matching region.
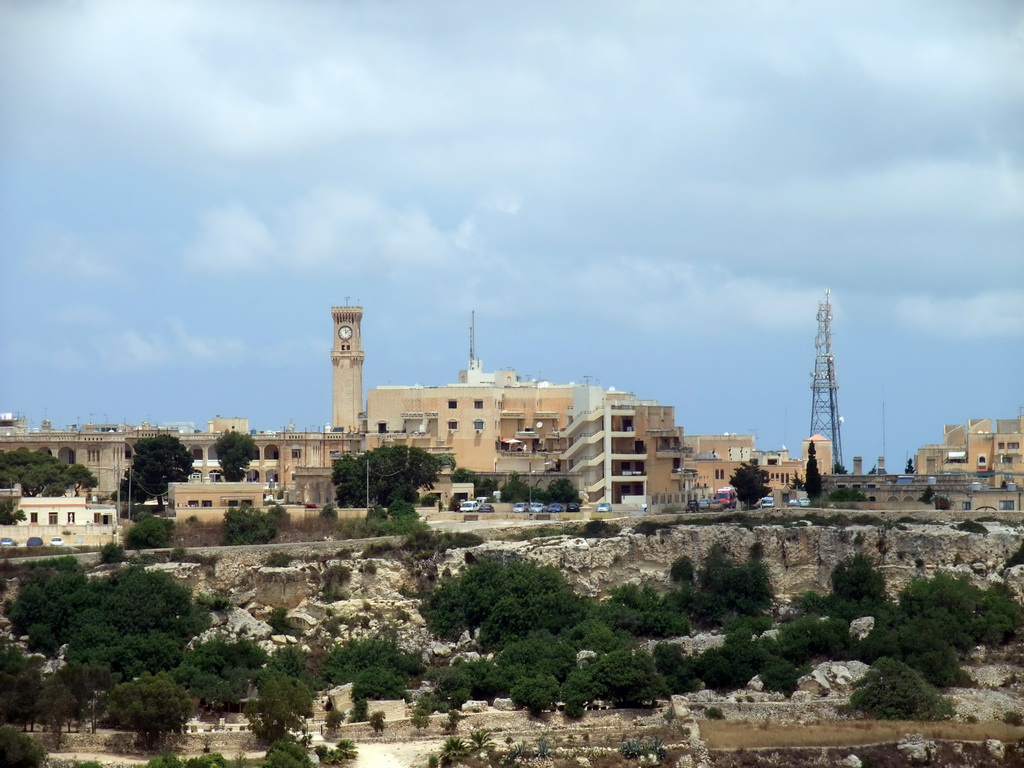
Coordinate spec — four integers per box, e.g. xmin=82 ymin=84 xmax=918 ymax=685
xmin=469 ymin=311 xmax=476 ymax=361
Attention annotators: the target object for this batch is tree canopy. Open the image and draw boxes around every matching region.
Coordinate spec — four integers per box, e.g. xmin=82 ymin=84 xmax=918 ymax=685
xmin=728 ymin=460 xmax=770 ymax=507
xmin=805 ymin=441 xmax=822 ymax=498
xmin=107 ymin=672 xmax=194 ymax=749
xmin=212 ymin=431 xmax=257 ymax=482
xmin=244 ymin=672 xmax=314 ymax=744
xmin=9 ymin=563 xmax=209 ymax=679
xmin=123 ymin=435 xmax=193 ymax=510
xmin=0 ymin=449 xmax=96 ymax=497
xmin=332 ymin=445 xmax=442 ymax=508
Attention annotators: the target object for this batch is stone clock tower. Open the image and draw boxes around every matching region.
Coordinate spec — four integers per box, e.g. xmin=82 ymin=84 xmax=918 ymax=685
xmin=331 ymin=305 xmax=364 ymax=432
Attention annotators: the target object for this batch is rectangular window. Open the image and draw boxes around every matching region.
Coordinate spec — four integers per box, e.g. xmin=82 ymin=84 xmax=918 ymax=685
xmin=201 ymin=500 xmax=213 ymax=508
xmin=962 ymin=501 xmax=971 ymax=511
xmin=474 ymin=400 xmax=483 ymax=409
xmin=49 ymin=512 xmax=58 ymax=525
xmin=999 ymin=500 xmax=1015 ymax=511
xmin=30 ymin=512 xmax=38 ymax=524
xmin=291 ymin=449 xmax=301 ymax=459
xmin=378 ymin=422 xmax=387 ymax=434
xmin=67 ymin=512 xmax=75 ymax=524
xmin=448 ymin=400 xmax=457 ymax=409
xmin=999 ymin=442 xmax=1006 ymax=450
xmin=187 ymin=500 xmax=199 ymax=507
xmin=87 ymin=448 xmax=100 ymax=462
xmin=1009 ymin=442 xmax=1021 ymax=450
xmin=448 ymin=421 xmax=458 ymax=431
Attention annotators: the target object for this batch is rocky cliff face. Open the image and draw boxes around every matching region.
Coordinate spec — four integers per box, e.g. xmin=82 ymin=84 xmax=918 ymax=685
xmin=437 ymin=521 xmax=1024 ymax=602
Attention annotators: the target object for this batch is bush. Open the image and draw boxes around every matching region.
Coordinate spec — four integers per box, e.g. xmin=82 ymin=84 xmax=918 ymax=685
xmin=264 ymin=552 xmax=293 ymax=568
xmin=849 ymin=657 xmax=953 ymax=720
xmin=705 ymin=706 xmax=725 ymax=720
xmin=125 ymin=515 xmax=174 ymax=549
xmin=223 ymin=507 xmax=277 ymax=546
xmin=580 ymin=520 xmax=621 ymax=538
xmin=99 ymin=542 xmax=125 ymax=563
xmin=955 ymin=520 xmax=988 ymax=534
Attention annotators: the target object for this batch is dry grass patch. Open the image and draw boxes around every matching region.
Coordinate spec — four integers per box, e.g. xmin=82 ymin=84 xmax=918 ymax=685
xmin=702 ymin=719 xmax=1024 ymax=750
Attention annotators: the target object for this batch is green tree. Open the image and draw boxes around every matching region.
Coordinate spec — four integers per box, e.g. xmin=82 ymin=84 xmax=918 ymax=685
xmin=368 ymin=711 xmax=386 ymax=735
xmin=0 ymin=498 xmax=26 ymax=525
xmin=212 ymin=431 xmax=257 ymax=482
xmin=0 ymin=448 xmax=74 ymax=496
xmin=244 ymin=672 xmax=314 ymax=743
xmin=65 ymin=464 xmax=98 ymax=496
xmin=728 ymin=460 xmax=770 ymax=508
xmin=173 ymin=638 xmax=268 ymax=711
xmin=805 ymin=441 xmax=822 ymax=499
xmin=0 ymin=725 xmax=45 ymax=768
xmin=588 ymin=649 xmax=663 ymax=708
xmin=107 ymin=672 xmax=194 ymax=749
xmin=263 ymin=736 xmax=313 ymax=768
xmin=223 ymin=506 xmax=278 ymax=545
xmin=510 ymin=673 xmax=559 ymax=716
xmin=850 ymin=657 xmax=953 ymax=720
xmin=39 ymin=676 xmax=77 ymax=747
xmin=125 ymin=514 xmax=174 ymax=549
xmin=332 ymin=445 xmax=442 ymax=508
xmin=123 ymin=435 xmax=193 ymax=510
xmin=832 ymin=462 xmax=848 ymax=475
xmin=545 ymin=478 xmax=580 ymax=504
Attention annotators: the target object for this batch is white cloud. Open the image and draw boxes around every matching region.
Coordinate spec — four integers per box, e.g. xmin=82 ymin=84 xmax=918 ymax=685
xmin=898 ymin=291 xmax=1024 ymax=338
xmin=184 ymin=203 xmax=276 ymax=272
xmin=184 ymin=187 xmax=465 ymax=274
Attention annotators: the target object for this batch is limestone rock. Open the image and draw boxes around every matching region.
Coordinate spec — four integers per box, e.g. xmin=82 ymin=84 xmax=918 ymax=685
xmin=848 ymin=616 xmax=874 ymax=640
xmin=461 ymin=699 xmax=488 ymax=712
xmin=493 ymin=697 xmax=515 ymax=711
xmin=576 ymin=650 xmax=598 ymax=665
xmin=747 ymin=675 xmax=764 ymax=692
xmin=896 ymin=735 xmax=936 ymax=764
xmin=842 ymin=755 xmax=862 ymax=768
xmin=986 ymin=739 xmax=1005 ymax=759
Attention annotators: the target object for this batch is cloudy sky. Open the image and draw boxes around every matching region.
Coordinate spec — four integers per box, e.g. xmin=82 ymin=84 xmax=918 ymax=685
xmin=1 ymin=0 xmax=1021 ymax=469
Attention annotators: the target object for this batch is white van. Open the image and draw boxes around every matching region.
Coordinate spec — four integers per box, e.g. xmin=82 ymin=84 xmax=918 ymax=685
xmin=760 ymin=496 xmax=775 ymax=508
xmin=459 ymin=500 xmax=481 ymax=512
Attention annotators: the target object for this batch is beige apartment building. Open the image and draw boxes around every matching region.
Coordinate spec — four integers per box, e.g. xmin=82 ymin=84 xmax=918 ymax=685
xmin=916 ymin=416 xmax=1024 ymax=484
xmin=683 ymin=433 xmax=828 ymax=499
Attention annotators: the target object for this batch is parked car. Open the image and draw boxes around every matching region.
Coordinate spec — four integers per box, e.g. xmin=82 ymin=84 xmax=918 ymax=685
xmin=760 ymin=496 xmax=775 ymax=509
xmin=478 ymin=503 xmax=495 ymax=513
xmin=459 ymin=500 xmax=481 ymax=512
xmin=49 ymin=536 xmax=66 ymax=547
xmin=511 ymin=502 xmax=527 ymax=513
xmin=788 ymin=497 xmax=810 ymax=507
xmin=26 ymin=537 xmax=44 ymax=547
xmin=686 ymin=499 xmax=700 ymax=512
xmin=595 ymin=502 xmax=612 ymax=514
xmin=0 ymin=537 xmax=15 ymax=547
xmin=529 ymin=502 xmax=546 ymax=514
xmin=547 ymin=502 xmax=564 ymax=514
xmin=566 ymin=502 xmax=581 ymax=513
xmin=697 ymin=498 xmax=711 ymax=509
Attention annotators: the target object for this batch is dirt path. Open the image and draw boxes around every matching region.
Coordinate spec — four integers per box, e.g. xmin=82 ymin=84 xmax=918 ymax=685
xmin=350 ymin=739 xmax=438 ymax=768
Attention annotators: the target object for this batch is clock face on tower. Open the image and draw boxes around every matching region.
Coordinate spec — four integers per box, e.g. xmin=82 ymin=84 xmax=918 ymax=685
xmin=338 ymin=325 xmax=353 ymax=341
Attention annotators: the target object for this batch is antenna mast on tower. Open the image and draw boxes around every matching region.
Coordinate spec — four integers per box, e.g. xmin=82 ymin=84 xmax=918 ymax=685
xmin=809 ymin=289 xmax=843 ymax=470
xmin=469 ymin=311 xmax=476 ymax=362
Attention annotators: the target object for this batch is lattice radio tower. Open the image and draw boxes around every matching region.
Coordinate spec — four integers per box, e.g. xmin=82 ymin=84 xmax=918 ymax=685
xmin=809 ymin=289 xmax=843 ymax=470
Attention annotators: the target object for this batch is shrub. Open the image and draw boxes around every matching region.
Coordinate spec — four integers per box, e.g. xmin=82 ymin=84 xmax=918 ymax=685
xmin=850 ymin=657 xmax=953 ymax=720
xmin=955 ymin=520 xmax=988 ymax=535
xmin=580 ymin=520 xmax=621 ymax=538
xmin=125 ymin=515 xmax=174 ymax=549
xmin=99 ymin=542 xmax=125 ymax=563
xmin=827 ymin=488 xmax=868 ymax=503
xmin=264 ymin=552 xmax=293 ymax=568
xmin=223 ymin=507 xmax=277 ymax=546
xmin=705 ymin=706 xmax=725 ymax=719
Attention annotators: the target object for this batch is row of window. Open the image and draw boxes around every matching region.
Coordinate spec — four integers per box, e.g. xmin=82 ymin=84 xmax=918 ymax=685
xmin=448 ymin=400 xmax=486 ymax=409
